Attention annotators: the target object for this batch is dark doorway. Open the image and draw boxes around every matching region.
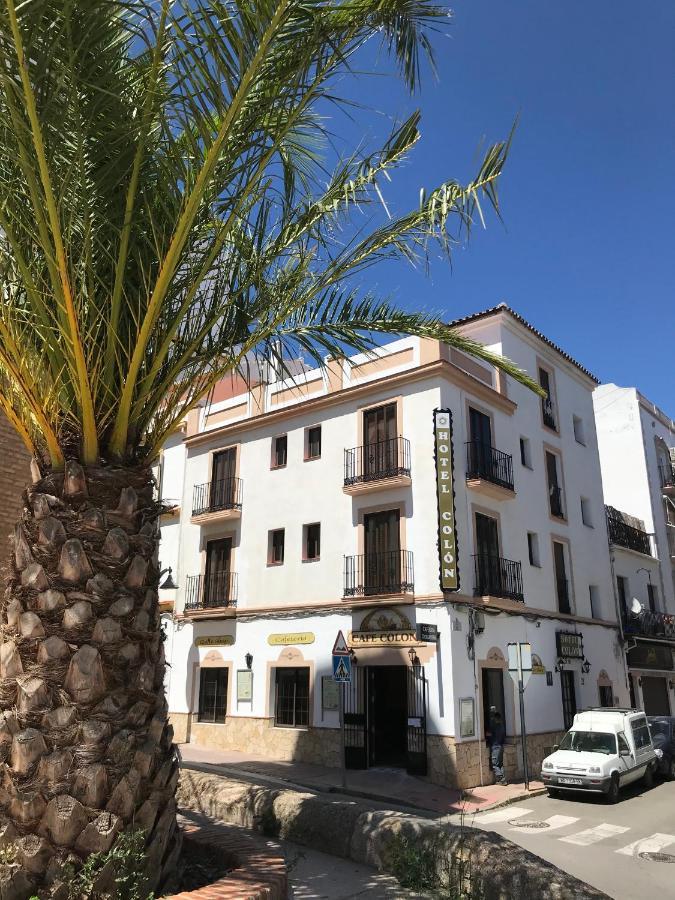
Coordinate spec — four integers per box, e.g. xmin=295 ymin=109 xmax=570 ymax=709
xmin=560 ymin=670 xmax=578 ymax=729
xmin=368 ymin=666 xmax=407 ymax=767
xmin=364 ymin=509 xmax=401 ymax=595
xmin=204 ymin=537 xmax=232 ymax=606
xmin=642 ymin=676 xmax=671 ymax=716
xmin=482 ymin=667 xmax=506 ymax=737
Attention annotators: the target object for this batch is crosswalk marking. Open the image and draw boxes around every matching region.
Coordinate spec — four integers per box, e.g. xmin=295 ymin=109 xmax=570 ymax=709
xmin=511 ymin=814 xmax=578 ymax=834
xmin=560 ymin=823 xmax=630 ymax=846
xmin=476 ymin=806 xmax=532 ymax=824
xmin=616 ymin=833 xmax=675 ymax=857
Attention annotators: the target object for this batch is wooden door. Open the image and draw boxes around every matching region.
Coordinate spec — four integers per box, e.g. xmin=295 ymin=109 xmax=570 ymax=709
xmin=364 ymin=509 xmax=400 ymax=594
xmin=204 ymin=537 xmax=232 ymax=606
xmin=210 ymin=448 xmax=236 ymax=508
xmin=363 ymin=403 xmax=397 ymax=477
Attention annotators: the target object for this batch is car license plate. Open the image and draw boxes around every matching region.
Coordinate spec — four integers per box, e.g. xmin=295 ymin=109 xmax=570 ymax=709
xmin=558 ymin=777 xmax=583 ymax=785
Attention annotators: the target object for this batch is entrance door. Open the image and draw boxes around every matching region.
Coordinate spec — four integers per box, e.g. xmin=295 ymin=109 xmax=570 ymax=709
xmin=344 ymin=665 xmax=367 ymax=769
xmin=210 ymin=448 xmax=236 ymax=508
xmin=406 ymin=665 xmax=428 ymax=775
xmin=469 ymin=408 xmax=492 ymax=477
xmin=364 ymin=510 xmax=400 ymax=595
xmin=475 ymin=512 xmax=500 ymax=595
xmin=641 ymin=676 xmax=671 ymax=716
xmin=482 ymin=668 xmax=506 ymax=737
xmin=368 ymin=667 xmax=408 ymax=767
xmin=363 ymin=403 xmax=397 ymax=479
xmin=204 ymin=538 xmax=232 ymax=606
xmin=560 ymin=670 xmax=577 ymax=729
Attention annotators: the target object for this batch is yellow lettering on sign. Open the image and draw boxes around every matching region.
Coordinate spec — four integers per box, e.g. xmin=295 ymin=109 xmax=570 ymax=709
xmin=267 ymin=632 xmax=315 ymax=646
xmin=348 ymin=630 xmax=419 ymax=647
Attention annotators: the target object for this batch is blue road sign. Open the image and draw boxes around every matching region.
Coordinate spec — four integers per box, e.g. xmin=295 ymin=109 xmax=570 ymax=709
xmin=332 ymin=654 xmax=352 ymax=683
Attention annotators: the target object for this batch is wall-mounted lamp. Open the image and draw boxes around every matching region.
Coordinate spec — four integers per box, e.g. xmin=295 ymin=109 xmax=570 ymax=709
xmin=408 ymin=647 xmax=420 ymax=666
xmin=581 ymin=658 xmax=591 ymax=675
xmin=159 ymin=567 xmax=177 ymax=590
xmin=554 ymin=657 xmax=565 ymax=673
xmin=349 ymin=649 xmax=358 ymax=666
xmin=245 ymin=653 xmax=253 ymax=670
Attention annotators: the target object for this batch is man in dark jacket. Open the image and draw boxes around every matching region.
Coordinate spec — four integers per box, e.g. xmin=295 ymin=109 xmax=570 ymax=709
xmin=489 ymin=711 xmax=507 ymax=785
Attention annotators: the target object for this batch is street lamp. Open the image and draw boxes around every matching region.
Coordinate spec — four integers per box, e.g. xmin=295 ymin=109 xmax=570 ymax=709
xmin=159 ymin=566 xmax=177 ymax=590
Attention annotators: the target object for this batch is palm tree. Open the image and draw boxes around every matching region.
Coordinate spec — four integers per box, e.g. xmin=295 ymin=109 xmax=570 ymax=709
xmin=0 ymin=0 xmax=537 ymax=893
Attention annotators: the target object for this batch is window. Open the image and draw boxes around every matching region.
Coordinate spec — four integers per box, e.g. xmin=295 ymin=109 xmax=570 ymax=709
xmin=617 ymin=575 xmax=628 ymax=618
xmin=520 ymin=437 xmax=532 ymax=469
xmin=617 ymin=733 xmax=630 ymax=754
xmin=580 ymin=497 xmax=593 ymax=527
xmin=599 ymin=685 xmax=614 ymax=708
xmin=546 ymin=451 xmax=564 ymax=518
xmin=647 ymin=583 xmax=658 ymax=612
xmin=631 ymin=717 xmax=652 ymax=750
xmin=573 ymin=415 xmax=586 ymax=445
xmin=305 ymin=426 xmax=322 ymax=460
xmin=589 ymin=585 xmax=600 ymax=619
xmin=275 ymin=667 xmax=309 ymax=728
xmin=198 ymin=668 xmax=228 ymax=723
xmin=304 ymin=523 xmax=321 ymax=560
xmin=269 ymin=529 xmax=285 ymax=565
xmin=553 ymin=541 xmax=570 ymax=614
xmin=527 ymin=532 xmax=540 ymax=567
xmin=539 ymin=367 xmax=556 ymax=430
xmin=272 ymin=435 xmax=287 ymax=468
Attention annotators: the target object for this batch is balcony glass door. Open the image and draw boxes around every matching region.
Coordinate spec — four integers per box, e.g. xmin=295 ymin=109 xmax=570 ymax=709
xmin=204 ymin=537 xmax=232 ymax=606
xmin=364 ymin=510 xmax=400 ymax=595
xmin=469 ymin=407 xmax=492 ymax=478
xmin=363 ymin=403 xmax=397 ymax=479
xmin=475 ymin=512 xmax=500 ymax=594
xmin=553 ymin=541 xmax=570 ymax=614
xmin=210 ymin=448 xmax=236 ymax=509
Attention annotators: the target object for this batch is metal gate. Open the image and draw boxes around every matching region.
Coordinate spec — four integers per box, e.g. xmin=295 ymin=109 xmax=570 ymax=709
xmin=344 ymin=664 xmax=367 ymax=768
xmin=406 ymin=665 xmax=427 ymax=775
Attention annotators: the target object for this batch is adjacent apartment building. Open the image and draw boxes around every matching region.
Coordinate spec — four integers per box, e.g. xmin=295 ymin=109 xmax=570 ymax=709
xmin=158 ymin=304 xmax=629 ymax=789
xmin=593 ymin=384 xmax=675 ymax=716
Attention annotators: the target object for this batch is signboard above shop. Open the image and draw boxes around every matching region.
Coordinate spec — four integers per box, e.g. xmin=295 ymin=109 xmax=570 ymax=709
xmin=417 ymin=623 xmax=439 ymax=643
xmin=267 ymin=632 xmax=315 ymax=646
xmin=195 ymin=635 xmax=234 ymax=647
xmin=556 ymin=630 xmax=584 ymax=660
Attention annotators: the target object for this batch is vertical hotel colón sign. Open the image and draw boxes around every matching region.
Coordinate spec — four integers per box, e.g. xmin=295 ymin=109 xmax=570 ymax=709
xmin=434 ymin=409 xmax=459 ymax=592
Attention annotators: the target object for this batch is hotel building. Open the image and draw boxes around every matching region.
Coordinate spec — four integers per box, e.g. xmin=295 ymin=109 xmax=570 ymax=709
xmin=158 ymin=304 xmax=629 ymax=789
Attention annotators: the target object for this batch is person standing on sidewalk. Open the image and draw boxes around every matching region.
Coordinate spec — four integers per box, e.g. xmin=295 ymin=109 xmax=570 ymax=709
xmin=489 ymin=711 xmax=507 ymax=785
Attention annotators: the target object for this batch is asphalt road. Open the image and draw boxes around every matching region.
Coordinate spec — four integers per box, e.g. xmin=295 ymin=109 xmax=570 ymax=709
xmin=466 ymin=777 xmax=675 ymax=900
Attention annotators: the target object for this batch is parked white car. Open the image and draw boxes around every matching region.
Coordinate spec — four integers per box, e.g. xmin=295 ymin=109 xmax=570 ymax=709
xmin=541 ymin=709 xmax=659 ymax=803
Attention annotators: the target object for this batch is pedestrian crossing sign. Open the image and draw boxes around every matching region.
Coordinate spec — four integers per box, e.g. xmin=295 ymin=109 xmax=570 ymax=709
xmin=332 ymin=654 xmax=351 ymax=683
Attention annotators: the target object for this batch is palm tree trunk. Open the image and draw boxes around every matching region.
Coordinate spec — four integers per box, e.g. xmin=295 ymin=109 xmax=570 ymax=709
xmin=0 ymin=461 xmax=179 ymax=897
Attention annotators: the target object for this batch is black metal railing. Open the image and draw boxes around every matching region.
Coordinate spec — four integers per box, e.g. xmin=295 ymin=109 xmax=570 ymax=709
xmin=192 ymin=477 xmax=243 ymax=516
xmin=659 ymin=463 xmax=675 ymax=491
xmin=542 ymin=396 xmax=556 ymax=430
xmin=465 ymin=441 xmax=514 ymax=491
xmin=549 ymin=484 xmax=565 ymax=519
xmin=622 ymin=608 xmax=675 ymax=640
xmin=606 ymin=510 xmax=652 ymax=556
xmin=473 ymin=554 xmax=524 ymax=603
xmin=343 ymin=550 xmax=414 ymax=597
xmin=556 ymin=577 xmax=571 ymax=615
xmin=184 ymin=571 xmax=238 ymax=610
xmin=344 ymin=437 xmax=411 ymax=486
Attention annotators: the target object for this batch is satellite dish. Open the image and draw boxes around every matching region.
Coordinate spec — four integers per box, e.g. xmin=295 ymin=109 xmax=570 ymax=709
xmin=630 ymin=597 xmax=643 ymax=616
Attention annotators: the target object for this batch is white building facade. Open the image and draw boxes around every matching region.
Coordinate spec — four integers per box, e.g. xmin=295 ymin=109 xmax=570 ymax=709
xmin=593 ymin=384 xmax=675 ymax=716
xmin=159 ymin=305 xmax=628 ymax=789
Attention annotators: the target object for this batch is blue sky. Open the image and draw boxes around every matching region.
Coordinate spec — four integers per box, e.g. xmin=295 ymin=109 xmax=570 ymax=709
xmin=333 ymin=0 xmax=674 ymax=414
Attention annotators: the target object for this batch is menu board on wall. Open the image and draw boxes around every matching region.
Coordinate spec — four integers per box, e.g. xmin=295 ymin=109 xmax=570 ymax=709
xmin=434 ymin=408 xmax=459 ymax=592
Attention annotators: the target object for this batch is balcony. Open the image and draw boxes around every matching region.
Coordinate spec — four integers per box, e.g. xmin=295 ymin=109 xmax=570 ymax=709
xmin=343 ymin=437 xmax=411 ymax=495
xmin=659 ymin=463 xmax=675 ymax=496
xmin=549 ymin=485 xmax=565 ymax=519
xmin=556 ymin=577 xmax=571 ymax=615
xmin=473 ymin=554 xmax=524 ymax=603
xmin=622 ymin=608 xmax=675 ymax=641
xmin=542 ymin=396 xmax=557 ymax=430
xmin=465 ymin=441 xmax=515 ymax=499
xmin=606 ymin=509 xmax=653 ymax=556
xmin=191 ymin=478 xmax=243 ymax=524
xmin=184 ymin=571 xmax=238 ymax=614
xmin=343 ymin=550 xmax=414 ymax=598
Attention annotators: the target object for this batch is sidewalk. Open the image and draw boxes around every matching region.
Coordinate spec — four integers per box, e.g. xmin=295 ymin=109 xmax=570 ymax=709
xmin=178 ymin=743 xmax=544 ymax=817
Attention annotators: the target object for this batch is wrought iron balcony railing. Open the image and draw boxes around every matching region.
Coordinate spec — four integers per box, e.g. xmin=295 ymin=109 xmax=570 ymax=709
xmin=549 ymin=484 xmax=565 ymax=519
xmin=184 ymin=571 xmax=238 ymax=610
xmin=344 ymin=437 xmax=411 ymax=486
xmin=622 ymin=608 xmax=675 ymax=640
xmin=473 ymin=554 xmax=524 ymax=603
xmin=556 ymin=577 xmax=571 ymax=615
xmin=659 ymin=463 xmax=675 ymax=491
xmin=465 ymin=441 xmax=514 ymax=491
xmin=542 ymin=396 xmax=557 ymax=430
xmin=606 ymin=511 xmax=652 ymax=556
xmin=343 ymin=550 xmax=414 ymax=597
xmin=192 ymin=477 xmax=243 ymax=516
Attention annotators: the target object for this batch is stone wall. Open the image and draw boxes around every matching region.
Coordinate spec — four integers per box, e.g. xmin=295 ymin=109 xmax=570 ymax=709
xmin=0 ymin=411 xmax=30 ymax=564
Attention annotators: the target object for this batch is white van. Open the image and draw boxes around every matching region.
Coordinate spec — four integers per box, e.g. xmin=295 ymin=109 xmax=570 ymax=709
xmin=541 ymin=709 xmax=659 ymax=803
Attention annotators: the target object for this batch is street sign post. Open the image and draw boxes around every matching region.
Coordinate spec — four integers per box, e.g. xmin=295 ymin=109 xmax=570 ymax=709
xmin=332 ymin=630 xmax=349 ymax=655
xmin=507 ymin=642 xmax=532 ymax=790
xmin=332 ymin=655 xmax=352 ymax=682
xmin=332 ymin=631 xmax=351 ymax=790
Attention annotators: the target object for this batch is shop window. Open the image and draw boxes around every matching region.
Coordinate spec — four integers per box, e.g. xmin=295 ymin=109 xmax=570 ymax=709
xmin=275 ymin=668 xmax=310 ymax=728
xmin=272 ymin=434 xmax=287 ymax=468
xmin=198 ymin=668 xmax=228 ymax=723
xmin=304 ymin=523 xmax=321 ymax=560
xmin=268 ymin=529 xmax=285 ymax=565
xmin=305 ymin=426 xmax=322 ymax=460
